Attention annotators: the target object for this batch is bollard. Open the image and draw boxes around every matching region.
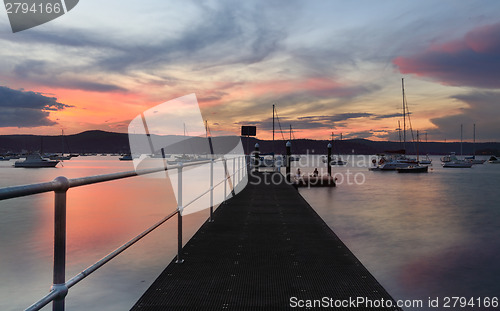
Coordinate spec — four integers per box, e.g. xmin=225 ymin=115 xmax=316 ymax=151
xmin=327 ymin=143 xmax=332 ymax=176
xmin=209 ymin=159 xmax=214 ymax=222
xmin=286 ymin=141 xmax=291 ymax=182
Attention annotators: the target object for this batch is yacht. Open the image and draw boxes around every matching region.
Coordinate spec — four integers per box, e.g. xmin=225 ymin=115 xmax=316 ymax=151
xmin=369 ymin=154 xmax=417 ymax=171
xmin=322 ymin=155 xmax=347 ymax=166
xmin=488 ymin=156 xmax=500 ymax=164
xmin=14 ymin=154 xmax=59 ymax=168
xmin=464 ymin=156 xmax=486 ymax=165
xmin=441 ymin=153 xmax=472 ymax=168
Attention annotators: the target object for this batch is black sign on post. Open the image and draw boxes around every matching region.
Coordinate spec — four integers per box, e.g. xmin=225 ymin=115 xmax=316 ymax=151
xmin=241 ymin=126 xmax=257 ymax=136
xmin=241 ymin=126 xmax=257 ymax=155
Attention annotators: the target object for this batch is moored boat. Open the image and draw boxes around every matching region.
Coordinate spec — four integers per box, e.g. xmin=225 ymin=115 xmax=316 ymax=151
xmin=488 ymin=156 xmax=500 ymax=164
xmin=442 ymin=162 xmax=473 ymax=168
xmin=14 ymin=154 xmax=59 ymax=168
xmin=441 ymin=153 xmax=473 ymax=168
xmin=322 ymin=155 xmax=347 ymax=166
xmin=119 ymin=154 xmax=134 ymax=161
xmin=397 ymin=165 xmax=428 ymax=173
xmin=465 ymin=156 xmax=486 ymax=165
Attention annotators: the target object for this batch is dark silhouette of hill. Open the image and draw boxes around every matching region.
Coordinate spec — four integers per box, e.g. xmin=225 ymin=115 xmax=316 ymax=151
xmin=0 ymin=130 xmax=499 ymax=155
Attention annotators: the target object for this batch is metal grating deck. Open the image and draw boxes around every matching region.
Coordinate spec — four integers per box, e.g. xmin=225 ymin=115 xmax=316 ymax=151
xmin=131 ymin=172 xmax=402 ymax=310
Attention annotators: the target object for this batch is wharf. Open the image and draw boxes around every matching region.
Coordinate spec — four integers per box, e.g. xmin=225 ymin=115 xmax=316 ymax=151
xmin=132 ymin=172 xmax=401 ymax=310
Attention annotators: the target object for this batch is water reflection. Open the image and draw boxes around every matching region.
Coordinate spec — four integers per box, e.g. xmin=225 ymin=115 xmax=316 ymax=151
xmin=0 ymin=156 xmax=220 ymax=310
xmin=298 ymin=155 xmax=500 ymax=310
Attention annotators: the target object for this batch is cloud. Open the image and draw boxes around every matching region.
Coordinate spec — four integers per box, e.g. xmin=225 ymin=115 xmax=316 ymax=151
xmin=372 ymin=113 xmax=403 ymax=120
xmin=430 ymin=91 xmax=500 ymax=141
xmin=87 ymin=2 xmax=293 ymax=74
xmin=393 ymin=22 xmax=500 ymax=88
xmin=298 ymin=113 xmax=373 ymax=122
xmin=12 ymin=60 xmax=127 ymax=92
xmin=235 ymin=112 xmax=376 ymax=132
xmin=0 ymin=86 xmax=71 ymax=127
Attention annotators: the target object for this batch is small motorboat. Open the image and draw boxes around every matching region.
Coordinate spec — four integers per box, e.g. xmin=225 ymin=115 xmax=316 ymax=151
xmin=119 ymin=154 xmax=134 ymax=161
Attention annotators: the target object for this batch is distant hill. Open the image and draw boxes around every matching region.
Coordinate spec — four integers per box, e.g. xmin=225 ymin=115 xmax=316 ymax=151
xmin=1 ymin=130 xmax=499 ymax=155
xmin=240 ymin=137 xmax=500 ymax=155
xmin=0 ymin=130 xmax=130 ymax=154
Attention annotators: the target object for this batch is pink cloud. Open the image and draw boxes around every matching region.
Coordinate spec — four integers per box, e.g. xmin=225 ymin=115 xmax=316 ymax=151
xmin=393 ymin=22 xmax=500 ymax=88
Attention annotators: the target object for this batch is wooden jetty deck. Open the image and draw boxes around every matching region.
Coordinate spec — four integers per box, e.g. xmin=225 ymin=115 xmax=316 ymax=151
xmin=131 ymin=172 xmax=401 ymax=310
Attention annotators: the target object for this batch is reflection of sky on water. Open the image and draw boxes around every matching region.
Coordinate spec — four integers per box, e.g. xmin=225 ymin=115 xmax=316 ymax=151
xmin=0 ymin=156 xmax=222 ymax=310
xmin=2 ymin=154 xmax=499 ymax=310
xmin=298 ymin=155 xmax=500 ymax=310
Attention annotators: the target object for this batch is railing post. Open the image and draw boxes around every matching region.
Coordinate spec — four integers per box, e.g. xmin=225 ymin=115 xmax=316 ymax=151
xmin=238 ymin=156 xmax=241 ymax=183
xmin=176 ymin=164 xmax=184 ymax=264
xmin=253 ymin=143 xmax=260 ymax=172
xmin=52 ymin=176 xmax=70 ymax=311
xmin=286 ymin=141 xmax=291 ymax=183
xmin=232 ymin=157 xmax=236 ymax=189
xmin=327 ymin=143 xmax=332 ymax=176
xmin=223 ymin=158 xmax=227 ymax=201
xmin=209 ymin=159 xmax=214 ymax=222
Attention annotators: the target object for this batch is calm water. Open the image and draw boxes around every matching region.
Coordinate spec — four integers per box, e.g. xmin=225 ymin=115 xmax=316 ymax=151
xmin=297 ymin=155 xmax=500 ymax=310
xmin=1 ymin=155 xmax=499 ymax=310
xmin=0 ymin=156 xmax=219 ymax=311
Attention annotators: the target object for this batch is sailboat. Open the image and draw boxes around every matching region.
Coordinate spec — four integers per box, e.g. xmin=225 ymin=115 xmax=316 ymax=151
xmin=48 ymin=130 xmax=72 ymax=160
xmin=285 ymin=125 xmax=300 ymax=161
xmin=464 ymin=124 xmax=485 ymax=164
xmin=258 ymin=104 xmax=283 ymax=169
xmin=418 ymin=132 xmax=432 ymax=165
xmin=397 ymin=131 xmax=428 ymax=173
xmin=15 ymin=154 xmax=59 ymax=168
xmin=322 ymin=132 xmax=347 ymax=165
xmin=442 ymin=125 xmax=473 ymax=168
xmin=371 ymin=79 xmax=418 ymax=171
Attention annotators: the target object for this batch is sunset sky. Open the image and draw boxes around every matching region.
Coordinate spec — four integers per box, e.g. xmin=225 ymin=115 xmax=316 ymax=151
xmin=1 ymin=0 xmax=499 ymax=141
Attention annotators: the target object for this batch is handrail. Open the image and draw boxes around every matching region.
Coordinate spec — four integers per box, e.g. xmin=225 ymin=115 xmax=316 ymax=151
xmin=0 ymin=159 xmax=217 ymax=201
xmin=0 ymin=155 xmax=249 ymax=311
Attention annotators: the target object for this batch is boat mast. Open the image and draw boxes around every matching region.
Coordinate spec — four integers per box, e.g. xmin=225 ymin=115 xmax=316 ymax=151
xmin=460 ymin=124 xmax=463 ymax=156
xmin=272 ymin=104 xmax=275 ymax=155
xmin=416 ymin=130 xmax=419 ymax=162
xmin=402 ymin=78 xmax=406 ymax=152
xmin=397 ymin=120 xmax=402 ymax=149
xmin=61 ymin=129 xmax=64 ymax=155
xmin=473 ymin=123 xmax=476 ymax=157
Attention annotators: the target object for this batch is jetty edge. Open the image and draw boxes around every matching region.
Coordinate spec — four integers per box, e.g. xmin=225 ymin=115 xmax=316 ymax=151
xmin=131 ymin=171 xmax=402 ymax=310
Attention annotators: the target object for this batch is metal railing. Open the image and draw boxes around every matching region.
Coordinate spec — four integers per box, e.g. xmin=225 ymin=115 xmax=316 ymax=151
xmin=0 ymin=155 xmax=249 ymax=311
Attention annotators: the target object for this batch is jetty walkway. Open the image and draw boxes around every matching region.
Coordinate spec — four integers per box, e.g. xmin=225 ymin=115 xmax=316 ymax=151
xmin=131 ymin=171 xmax=401 ymax=310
